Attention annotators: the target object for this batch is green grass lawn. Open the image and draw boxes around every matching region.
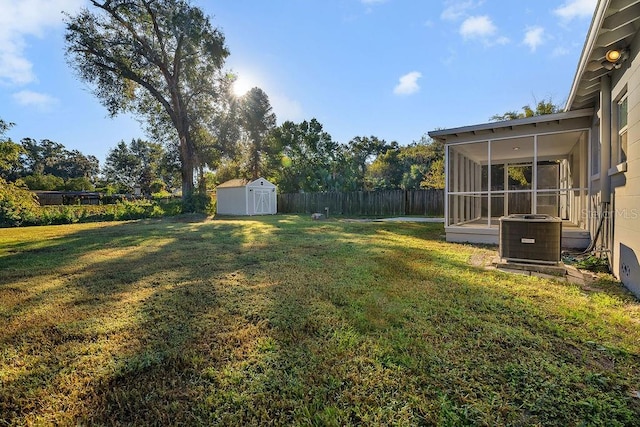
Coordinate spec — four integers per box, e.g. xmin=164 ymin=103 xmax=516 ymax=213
xmin=1 ymin=215 xmax=639 ymax=426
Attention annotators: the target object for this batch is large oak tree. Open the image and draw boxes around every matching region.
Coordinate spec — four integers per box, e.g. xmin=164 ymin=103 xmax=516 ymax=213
xmin=65 ymin=0 xmax=229 ymax=200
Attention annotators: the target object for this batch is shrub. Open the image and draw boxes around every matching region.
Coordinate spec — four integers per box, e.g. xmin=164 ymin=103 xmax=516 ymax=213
xmin=65 ymin=177 xmax=95 ymax=191
xmin=151 ymin=190 xmax=173 ymax=200
xmin=1 ymin=189 xmax=217 ymax=227
xmin=182 ymin=192 xmax=214 ymax=214
xmin=576 ymin=254 xmax=610 ymax=273
xmin=149 ymin=179 xmax=166 ymax=194
xmin=35 ymin=201 xmax=161 ymax=224
xmin=0 ymin=178 xmax=40 ymax=227
xmin=156 ymin=198 xmax=183 ymax=216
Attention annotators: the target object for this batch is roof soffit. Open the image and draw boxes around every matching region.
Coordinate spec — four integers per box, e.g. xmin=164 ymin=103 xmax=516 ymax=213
xmin=567 ymin=0 xmax=640 ymax=110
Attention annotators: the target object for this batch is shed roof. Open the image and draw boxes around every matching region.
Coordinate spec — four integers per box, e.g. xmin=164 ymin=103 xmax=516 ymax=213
xmin=216 ymin=178 xmax=276 ymax=189
xmin=216 ymin=179 xmax=250 ymax=189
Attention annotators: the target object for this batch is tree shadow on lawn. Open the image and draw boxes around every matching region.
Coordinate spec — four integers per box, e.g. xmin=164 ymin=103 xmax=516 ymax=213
xmin=245 ymin=222 xmax=640 ymax=426
xmin=0 ymin=217 xmax=282 ymax=425
xmin=1 ymin=216 xmax=639 ymax=426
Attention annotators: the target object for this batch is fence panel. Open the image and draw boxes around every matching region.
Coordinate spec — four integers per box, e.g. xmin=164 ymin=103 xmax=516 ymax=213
xmin=277 ymin=189 xmax=444 ymax=217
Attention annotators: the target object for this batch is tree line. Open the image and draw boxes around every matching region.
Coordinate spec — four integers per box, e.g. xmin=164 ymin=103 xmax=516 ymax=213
xmin=0 ymin=113 xmax=445 ymax=196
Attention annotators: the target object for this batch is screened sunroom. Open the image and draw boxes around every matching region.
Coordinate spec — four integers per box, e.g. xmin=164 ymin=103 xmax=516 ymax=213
xmin=429 ymin=109 xmax=594 ymax=248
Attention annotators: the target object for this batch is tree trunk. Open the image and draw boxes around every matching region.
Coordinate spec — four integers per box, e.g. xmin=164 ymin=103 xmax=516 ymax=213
xmin=179 ymin=133 xmax=194 ymax=200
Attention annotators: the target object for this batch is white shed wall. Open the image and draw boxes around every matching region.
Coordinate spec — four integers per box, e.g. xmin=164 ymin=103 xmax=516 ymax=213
xmin=216 ymin=186 xmax=248 ymax=215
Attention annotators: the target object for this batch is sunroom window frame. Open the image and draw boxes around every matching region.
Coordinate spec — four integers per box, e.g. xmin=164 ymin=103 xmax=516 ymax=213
xmin=445 ymin=128 xmax=590 ymax=228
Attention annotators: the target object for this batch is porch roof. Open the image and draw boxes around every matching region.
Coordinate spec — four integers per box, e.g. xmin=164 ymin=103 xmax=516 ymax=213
xmin=428 ymin=108 xmax=593 ymax=144
xmin=566 ymin=0 xmax=640 ymax=110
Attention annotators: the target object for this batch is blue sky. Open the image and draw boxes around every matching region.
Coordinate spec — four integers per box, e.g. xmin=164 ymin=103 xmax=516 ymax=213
xmin=0 ymin=0 xmax=596 ymax=164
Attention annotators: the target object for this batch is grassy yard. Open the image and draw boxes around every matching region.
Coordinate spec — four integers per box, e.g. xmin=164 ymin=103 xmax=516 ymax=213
xmin=1 ymin=215 xmax=639 ymax=426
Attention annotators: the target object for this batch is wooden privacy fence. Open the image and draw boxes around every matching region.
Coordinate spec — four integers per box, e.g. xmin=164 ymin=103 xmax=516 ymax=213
xmin=278 ymin=189 xmax=444 ymax=217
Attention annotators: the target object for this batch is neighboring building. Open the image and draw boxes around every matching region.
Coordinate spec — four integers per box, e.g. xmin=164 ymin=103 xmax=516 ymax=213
xmin=429 ymin=0 xmax=640 ymax=297
xmin=34 ymin=191 xmax=102 ymax=206
xmin=216 ymin=178 xmax=277 ymax=216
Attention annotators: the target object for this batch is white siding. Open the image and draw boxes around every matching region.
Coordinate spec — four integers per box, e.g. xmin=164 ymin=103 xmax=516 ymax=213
xmin=610 ymin=34 xmax=640 ymax=296
xmin=216 ymin=187 xmax=248 ymax=215
xmin=216 ymin=178 xmax=277 ymax=216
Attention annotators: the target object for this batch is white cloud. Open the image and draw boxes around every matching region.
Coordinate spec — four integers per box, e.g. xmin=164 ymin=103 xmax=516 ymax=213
xmin=441 ymin=1 xmax=483 ymax=21
xmin=460 ymin=15 xmax=496 ymax=39
xmin=12 ymin=90 xmax=58 ymax=109
xmin=0 ymin=0 xmax=85 ymax=85
xmin=523 ymin=26 xmax=545 ymax=52
xmin=0 ymin=46 xmax=34 ymax=85
xmin=553 ymin=0 xmax=597 ymax=21
xmin=393 ymin=71 xmax=422 ymax=96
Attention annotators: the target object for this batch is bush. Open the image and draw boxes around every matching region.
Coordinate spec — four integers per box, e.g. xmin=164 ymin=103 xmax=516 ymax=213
xmin=33 ymin=201 xmax=166 ymax=225
xmin=65 ymin=177 xmax=95 ymax=191
xmin=182 ymin=192 xmax=215 ymax=214
xmin=576 ymin=255 xmax=610 ymax=273
xmin=2 ymin=189 xmax=217 ymax=227
xmin=149 ymin=179 xmax=166 ymax=194
xmin=151 ymin=190 xmax=173 ymax=200
xmin=0 ymin=178 xmax=40 ymax=226
xmin=156 ymin=198 xmax=183 ymax=216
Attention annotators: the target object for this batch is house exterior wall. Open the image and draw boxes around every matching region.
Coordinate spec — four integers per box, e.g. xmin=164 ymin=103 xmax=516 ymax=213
xmin=216 ymin=186 xmax=248 ymax=215
xmin=606 ymin=32 xmax=640 ymax=296
xmin=431 ymin=0 xmax=640 ymax=298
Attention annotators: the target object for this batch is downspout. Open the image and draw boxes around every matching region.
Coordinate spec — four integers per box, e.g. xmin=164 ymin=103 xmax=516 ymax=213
xmin=587 ymin=75 xmax=612 ymax=254
xmin=600 ymin=75 xmax=611 ymax=204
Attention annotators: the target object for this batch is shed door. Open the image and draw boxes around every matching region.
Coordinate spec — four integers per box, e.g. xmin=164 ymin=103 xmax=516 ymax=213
xmin=254 ymin=189 xmax=270 ymax=214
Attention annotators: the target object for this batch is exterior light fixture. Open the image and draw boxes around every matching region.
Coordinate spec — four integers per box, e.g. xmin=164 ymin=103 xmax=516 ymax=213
xmin=513 ymin=147 xmax=520 ymax=151
xmin=602 ymin=48 xmax=629 ymax=70
xmin=605 ymin=49 xmax=622 ymax=63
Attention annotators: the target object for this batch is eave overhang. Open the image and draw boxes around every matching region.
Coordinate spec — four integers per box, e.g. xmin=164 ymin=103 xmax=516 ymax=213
xmin=428 ymin=108 xmax=594 ymax=143
xmin=566 ymin=0 xmax=640 ymax=110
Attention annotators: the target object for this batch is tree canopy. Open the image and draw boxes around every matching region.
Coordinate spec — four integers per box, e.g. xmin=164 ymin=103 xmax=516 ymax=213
xmin=0 ymin=119 xmax=23 ymax=181
xmin=239 ymin=87 xmax=277 ymax=180
xmin=268 ymin=119 xmax=342 ymax=193
xmin=65 ymin=0 xmax=230 ymax=201
xmin=490 ymin=98 xmax=561 ymax=122
xmin=20 ymin=138 xmax=99 ymax=181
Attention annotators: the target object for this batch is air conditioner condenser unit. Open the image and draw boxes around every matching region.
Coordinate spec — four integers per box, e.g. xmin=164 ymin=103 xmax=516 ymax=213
xmin=499 ymin=214 xmax=562 ymax=264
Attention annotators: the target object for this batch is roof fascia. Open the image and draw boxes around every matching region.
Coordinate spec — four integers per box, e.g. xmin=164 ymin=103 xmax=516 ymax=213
xmin=428 ymin=108 xmax=593 ymax=140
xmin=565 ymin=0 xmax=611 ymax=111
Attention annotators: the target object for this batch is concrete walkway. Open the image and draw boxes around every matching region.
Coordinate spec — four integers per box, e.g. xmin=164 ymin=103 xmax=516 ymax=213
xmin=374 ymin=217 xmax=445 ymax=223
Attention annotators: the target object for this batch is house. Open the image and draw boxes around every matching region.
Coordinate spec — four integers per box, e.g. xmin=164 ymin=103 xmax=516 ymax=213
xmin=34 ymin=191 xmax=102 ymax=206
xmin=429 ymin=0 xmax=640 ymax=297
xmin=215 ymin=177 xmax=277 ymax=216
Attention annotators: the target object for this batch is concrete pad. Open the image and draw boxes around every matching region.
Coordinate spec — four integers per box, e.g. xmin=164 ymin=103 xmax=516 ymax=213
xmin=492 ymin=258 xmax=567 ymax=277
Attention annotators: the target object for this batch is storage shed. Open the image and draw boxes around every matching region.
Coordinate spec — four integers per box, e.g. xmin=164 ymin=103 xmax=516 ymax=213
xmin=216 ymin=178 xmax=277 ymax=216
